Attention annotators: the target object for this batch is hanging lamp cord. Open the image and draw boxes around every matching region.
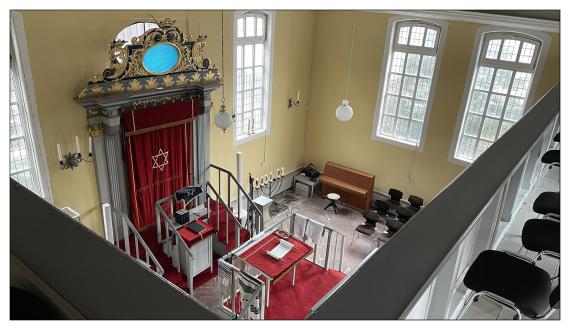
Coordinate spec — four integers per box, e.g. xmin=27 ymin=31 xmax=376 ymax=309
xmin=345 ymin=11 xmax=357 ymax=100
xmin=221 ymin=10 xmax=226 ymax=105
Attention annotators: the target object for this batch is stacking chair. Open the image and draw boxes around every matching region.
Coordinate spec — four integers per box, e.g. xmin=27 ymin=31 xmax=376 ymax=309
xmin=377 ymin=217 xmax=403 ymax=243
xmin=541 ymin=149 xmax=560 ymax=168
xmin=532 ymin=191 xmax=560 ymax=219
xmin=407 ymin=195 xmax=424 ymax=216
xmin=351 ymin=214 xmax=378 ymax=252
xmin=386 ymin=188 xmax=404 ymax=209
xmin=459 ymin=250 xmax=559 ymax=320
xmin=553 ymin=132 xmax=559 ymax=143
xmin=396 ymin=207 xmax=413 ymax=224
xmin=521 ymin=218 xmax=560 ymax=278
xmin=374 ymin=199 xmax=390 ymax=216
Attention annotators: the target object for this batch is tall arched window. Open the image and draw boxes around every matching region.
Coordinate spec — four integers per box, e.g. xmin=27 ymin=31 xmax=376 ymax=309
xmin=451 ymin=30 xmax=547 ymax=164
xmin=234 ymin=11 xmax=273 ymax=144
xmin=372 ymin=18 xmax=447 ymax=150
xmin=115 ymin=22 xmax=158 ymax=46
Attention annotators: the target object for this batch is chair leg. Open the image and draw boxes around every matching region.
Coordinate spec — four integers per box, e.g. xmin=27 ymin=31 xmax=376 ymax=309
xmin=456 ymin=290 xmax=475 ymax=320
xmin=350 ymin=231 xmax=356 ymax=247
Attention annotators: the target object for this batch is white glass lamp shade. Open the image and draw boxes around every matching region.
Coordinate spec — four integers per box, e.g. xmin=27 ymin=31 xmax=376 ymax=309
xmin=336 ymin=100 xmax=353 ymax=122
xmin=215 ymin=105 xmax=233 ymax=132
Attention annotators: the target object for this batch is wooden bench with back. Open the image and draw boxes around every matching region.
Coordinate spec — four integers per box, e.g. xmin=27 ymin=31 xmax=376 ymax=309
xmin=319 ymin=161 xmax=375 ymax=211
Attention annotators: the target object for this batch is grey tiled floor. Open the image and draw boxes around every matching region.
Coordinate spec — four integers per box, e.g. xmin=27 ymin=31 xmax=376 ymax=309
xmin=461 ymin=166 xmax=560 ymax=320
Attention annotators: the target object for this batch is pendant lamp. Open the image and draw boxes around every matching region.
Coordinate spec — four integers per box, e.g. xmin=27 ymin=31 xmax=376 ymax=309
xmin=336 ymin=12 xmax=357 ymax=122
xmin=215 ymin=10 xmax=234 ymax=132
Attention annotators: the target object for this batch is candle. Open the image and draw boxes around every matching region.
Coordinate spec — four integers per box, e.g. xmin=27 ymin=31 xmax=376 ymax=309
xmin=265 ymin=174 xmax=268 ymax=183
xmin=269 ymin=172 xmax=273 ymax=181
xmin=281 ymin=166 xmax=285 ymax=175
xmin=297 ymin=90 xmax=300 ymax=101
xmin=75 ymin=136 xmax=81 ymax=154
xmin=88 ymin=136 xmax=92 ymax=155
xmin=57 ymin=144 xmax=62 ymax=162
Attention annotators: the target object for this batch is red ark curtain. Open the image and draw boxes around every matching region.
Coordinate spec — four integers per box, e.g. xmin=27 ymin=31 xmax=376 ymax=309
xmin=122 ymin=99 xmax=199 ymax=229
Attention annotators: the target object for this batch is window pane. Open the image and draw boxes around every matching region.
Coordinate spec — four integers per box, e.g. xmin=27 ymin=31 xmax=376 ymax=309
xmin=468 ymin=91 xmax=488 ymax=114
xmin=499 ymin=39 xmax=521 ymax=62
xmin=411 ymin=100 xmax=426 ymax=121
xmin=401 ymin=76 xmax=416 ymax=97
xmin=381 ymin=115 xmax=396 ymax=135
xmin=244 ymin=68 xmax=253 ymax=90
xmin=387 ymin=74 xmax=402 ymax=95
xmin=10 ymin=138 xmax=30 ymax=173
xmin=498 ymin=121 xmax=514 ymax=137
xmin=464 ymin=114 xmax=482 ymax=137
xmin=236 ymin=69 xmax=243 ymax=91
xmin=398 ymin=98 xmax=412 ymax=118
xmin=395 ymin=118 xmax=409 ymax=138
xmin=475 ymin=140 xmax=492 ymax=157
xmin=237 ymin=18 xmax=244 ymax=38
xmin=485 ymin=39 xmax=502 ymax=59
xmin=458 ymin=136 xmax=477 ymax=158
xmin=10 ymin=104 xmax=23 ymax=138
xmin=519 ymin=42 xmax=536 ymax=64
xmin=236 ymin=45 xmax=243 ymax=68
xmin=492 ymin=69 xmax=513 ymax=94
xmin=504 ymin=97 xmax=524 ymax=121
xmin=254 ymin=67 xmax=263 ymax=88
xmin=384 ymin=95 xmax=399 ymax=115
xmin=244 ymin=45 xmax=253 ymax=67
xmin=398 ymin=26 xmax=410 ymax=45
xmin=409 ymin=26 xmax=425 ymax=46
xmin=409 ymin=121 xmax=422 ymax=142
xmin=236 ymin=92 xmax=243 ymax=112
xmin=415 ymin=78 xmax=431 ymax=100
xmin=254 ymin=88 xmax=263 ymax=108
xmin=254 ymin=44 xmax=264 ymax=66
xmin=11 ymin=170 xmax=34 ymax=191
xmin=246 ymin=16 xmax=255 ymax=37
xmin=424 ymin=29 xmax=437 ymax=48
xmin=480 ymin=117 xmax=499 ymax=141
xmin=244 ymin=90 xmax=252 ymax=111
xmin=256 ymin=17 xmax=264 ymax=37
xmin=486 ymin=94 xmax=506 ymax=118
xmin=405 ymin=53 xmax=421 ymax=75
xmin=391 ymin=51 xmax=406 ymax=73
xmin=510 ymin=72 xmax=532 ymax=97
xmin=474 ymin=66 xmax=494 ymax=91
xmin=419 ymin=55 xmax=436 ymax=78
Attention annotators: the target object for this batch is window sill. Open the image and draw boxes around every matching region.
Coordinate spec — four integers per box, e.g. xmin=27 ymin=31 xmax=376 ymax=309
xmin=234 ymin=130 xmax=267 ymax=146
xmin=371 ymin=134 xmax=424 ymax=151
xmin=447 ymin=155 xmax=472 ymax=167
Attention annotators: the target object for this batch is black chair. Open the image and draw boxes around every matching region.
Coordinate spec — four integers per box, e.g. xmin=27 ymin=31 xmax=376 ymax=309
xmin=407 ymin=195 xmax=424 ymax=215
xmin=541 ymin=149 xmax=560 ymax=168
xmin=351 ymin=213 xmax=379 ymax=251
xmin=396 ymin=207 xmax=413 ymax=224
xmin=553 ymin=132 xmax=559 ymax=143
xmin=384 ymin=188 xmax=404 ymax=209
xmin=374 ymin=199 xmax=390 ymax=216
xmin=460 ymin=250 xmax=559 ymax=320
xmin=378 ymin=217 xmax=403 ymax=243
xmin=522 ymin=218 xmax=560 ymax=278
xmin=532 ymin=191 xmax=560 ymax=218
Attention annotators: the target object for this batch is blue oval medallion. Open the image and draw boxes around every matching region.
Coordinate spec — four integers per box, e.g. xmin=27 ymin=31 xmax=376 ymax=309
xmin=143 ymin=44 xmax=180 ymax=74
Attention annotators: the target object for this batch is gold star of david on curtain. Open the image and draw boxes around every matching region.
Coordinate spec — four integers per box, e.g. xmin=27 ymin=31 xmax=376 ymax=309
xmin=152 ymin=148 xmax=169 ymax=171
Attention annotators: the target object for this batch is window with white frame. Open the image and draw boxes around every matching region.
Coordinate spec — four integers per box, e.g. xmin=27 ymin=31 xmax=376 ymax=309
xmin=115 ymin=22 xmax=158 ymax=46
xmin=234 ymin=11 xmax=272 ymax=141
xmin=373 ymin=20 xmax=444 ymax=148
xmin=453 ymin=32 xmax=543 ymax=163
xmin=9 ymin=55 xmax=44 ymax=197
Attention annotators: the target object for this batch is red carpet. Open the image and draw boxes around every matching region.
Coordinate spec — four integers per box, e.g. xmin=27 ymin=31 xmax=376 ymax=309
xmin=264 ymin=260 xmax=345 ymax=320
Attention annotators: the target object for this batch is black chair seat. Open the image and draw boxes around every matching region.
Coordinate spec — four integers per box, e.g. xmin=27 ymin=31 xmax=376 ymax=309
xmin=374 ymin=200 xmax=390 ymax=214
xmin=363 ymin=210 xmax=380 ymax=224
xmin=464 ymin=250 xmax=552 ymax=318
xmin=355 ymin=224 xmax=376 ymax=236
xmin=396 ymin=207 xmax=414 ymax=222
xmin=541 ymin=150 xmax=559 ymax=165
xmin=522 ymin=218 xmax=560 ymax=254
xmin=553 ymin=132 xmax=559 ymax=143
xmin=533 ymin=192 xmax=560 ymax=215
xmin=385 ymin=218 xmax=403 ymax=232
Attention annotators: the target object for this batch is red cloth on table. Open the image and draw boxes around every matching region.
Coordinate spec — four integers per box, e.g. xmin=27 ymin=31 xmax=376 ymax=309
xmin=122 ymin=99 xmax=199 ymax=229
xmin=240 ymin=233 xmax=313 ymax=279
xmin=177 ymin=219 xmax=214 ymax=247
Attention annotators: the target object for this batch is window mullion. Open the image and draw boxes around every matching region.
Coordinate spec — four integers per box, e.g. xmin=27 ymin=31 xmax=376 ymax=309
xmin=472 ymin=67 xmax=498 ymax=157
xmin=494 ymin=69 xmax=517 ymax=141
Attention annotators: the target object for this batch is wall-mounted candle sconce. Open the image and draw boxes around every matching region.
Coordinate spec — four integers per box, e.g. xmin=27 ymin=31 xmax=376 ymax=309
xmin=57 ymin=136 xmax=93 ymax=170
xmin=287 ymin=91 xmax=301 ymax=108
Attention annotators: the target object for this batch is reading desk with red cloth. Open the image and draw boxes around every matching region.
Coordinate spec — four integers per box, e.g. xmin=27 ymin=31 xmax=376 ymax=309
xmin=236 ymin=231 xmax=313 ymax=307
xmin=176 ymin=219 xmax=214 ymax=278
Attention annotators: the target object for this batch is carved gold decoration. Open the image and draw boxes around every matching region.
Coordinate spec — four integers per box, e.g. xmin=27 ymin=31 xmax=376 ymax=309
xmin=91 ymin=86 xmax=103 ymax=96
xmin=205 ymin=70 xmax=216 ymax=82
xmin=163 ymin=75 xmax=175 ymax=88
xmin=145 ymin=77 xmax=158 ymax=89
xmin=132 ymin=95 xmax=183 ymax=110
xmin=78 ymin=88 xmax=88 ymax=99
xmin=176 ymin=73 xmax=188 ymax=86
xmin=191 ymin=72 xmax=201 ymax=83
xmin=110 ymin=82 xmax=124 ymax=93
xmin=88 ymin=123 xmax=105 ymax=137
xmin=127 ymin=79 xmax=143 ymax=92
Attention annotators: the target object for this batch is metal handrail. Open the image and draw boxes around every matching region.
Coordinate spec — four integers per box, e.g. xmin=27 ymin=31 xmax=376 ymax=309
xmin=209 ymin=164 xmax=263 ymax=216
xmin=109 ymin=206 xmax=165 ymax=276
xmin=155 ymin=199 xmax=196 ymax=295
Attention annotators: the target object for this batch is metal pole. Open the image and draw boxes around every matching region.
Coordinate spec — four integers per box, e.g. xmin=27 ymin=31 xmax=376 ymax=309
xmin=324 ymin=230 xmax=332 ymax=270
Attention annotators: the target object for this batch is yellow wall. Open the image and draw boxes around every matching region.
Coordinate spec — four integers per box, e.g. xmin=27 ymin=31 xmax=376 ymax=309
xmin=19 ymin=10 xmax=315 ymax=235
xmin=303 ymin=11 xmax=560 ymax=201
